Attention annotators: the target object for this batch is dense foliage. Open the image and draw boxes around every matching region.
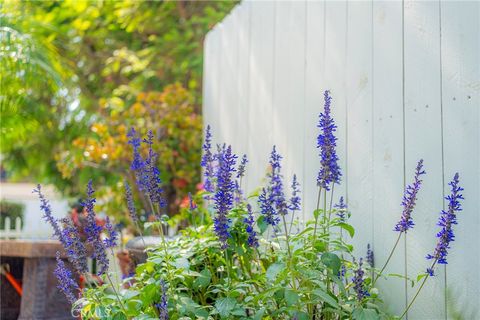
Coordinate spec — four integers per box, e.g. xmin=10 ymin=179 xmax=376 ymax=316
xmin=36 ymin=91 xmax=465 ymax=320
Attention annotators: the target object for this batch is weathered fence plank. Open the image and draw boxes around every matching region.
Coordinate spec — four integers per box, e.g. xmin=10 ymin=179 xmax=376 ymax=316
xmin=372 ymin=1 xmax=406 ymax=316
xmin=203 ymin=1 xmax=480 ymax=317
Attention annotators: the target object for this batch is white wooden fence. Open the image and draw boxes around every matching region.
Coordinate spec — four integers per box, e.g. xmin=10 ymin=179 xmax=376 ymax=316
xmin=202 ymin=1 xmax=479 ymax=318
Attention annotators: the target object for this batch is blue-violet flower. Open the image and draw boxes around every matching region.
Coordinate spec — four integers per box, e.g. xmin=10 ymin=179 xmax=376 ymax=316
xmin=426 ymin=173 xmax=463 ymax=271
xmin=394 ymin=159 xmax=426 ymax=232
xmin=54 ymin=252 xmax=79 ymax=304
xmin=352 ymin=258 xmax=369 ymax=301
xmin=244 ymin=204 xmax=259 ymax=248
xmin=213 ymin=145 xmax=237 ymax=249
xmin=317 ymin=90 xmax=341 ymax=190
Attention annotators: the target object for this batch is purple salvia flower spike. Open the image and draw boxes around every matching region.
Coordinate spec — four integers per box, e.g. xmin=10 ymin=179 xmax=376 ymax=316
xmin=258 ymin=146 xmax=288 ymax=226
xmin=201 ymin=125 xmax=215 ymax=194
xmin=334 ymin=196 xmax=347 ymax=222
xmin=352 ymin=258 xmax=369 ymax=301
xmin=269 ymin=146 xmax=287 ymax=216
xmin=34 ymin=185 xmax=88 ymax=274
xmin=288 ymin=174 xmax=301 ymax=211
xmin=237 ymin=154 xmax=248 ymax=179
xmin=157 ymin=279 xmax=169 ymax=320
xmin=426 ymin=173 xmax=463 ymax=272
xmin=127 ymin=127 xmax=144 ymax=171
xmin=317 ymin=90 xmax=342 ymax=190
xmin=125 ymin=181 xmax=138 ymax=223
xmin=142 ymin=130 xmax=166 ymax=209
xmin=104 ymin=216 xmax=118 ymax=249
xmin=394 ymin=159 xmax=426 ymax=233
xmin=60 ymin=217 xmax=89 ymax=274
xmin=244 ymin=204 xmax=259 ymax=248
xmin=54 ymin=252 xmax=79 ymax=304
xmin=82 ymin=181 xmax=109 ymax=275
xmin=213 ymin=145 xmax=237 ymax=249
xmin=188 ymin=192 xmax=197 ymax=210
xmin=366 ymin=244 xmax=374 ymax=267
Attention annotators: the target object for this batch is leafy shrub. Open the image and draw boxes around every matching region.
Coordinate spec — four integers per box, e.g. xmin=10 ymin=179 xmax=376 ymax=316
xmin=38 ymin=91 xmax=464 ymax=320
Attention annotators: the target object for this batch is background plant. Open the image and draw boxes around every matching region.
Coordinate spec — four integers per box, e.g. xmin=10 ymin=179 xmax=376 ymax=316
xmin=1 ymin=1 xmax=236 ymax=217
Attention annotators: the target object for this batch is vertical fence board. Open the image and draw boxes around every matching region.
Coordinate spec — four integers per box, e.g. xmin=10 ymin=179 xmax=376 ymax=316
xmin=404 ymin=1 xmax=444 ymax=318
xmin=248 ymin=1 xmax=276 ymax=190
xmin=236 ymin=3 xmax=252 ymax=193
xmin=207 ymin=27 xmax=222 ymax=146
xmin=273 ymin=1 xmax=306 ymax=225
xmin=324 ymin=1 xmax=348 ymax=219
xmin=220 ymin=11 xmax=239 ymax=149
xmin=372 ymin=1 xmax=406 ymax=315
xmin=440 ymin=1 xmax=480 ymax=318
xmin=304 ymin=1 xmax=326 ymax=223
xmin=345 ymin=1 xmax=374 ymax=257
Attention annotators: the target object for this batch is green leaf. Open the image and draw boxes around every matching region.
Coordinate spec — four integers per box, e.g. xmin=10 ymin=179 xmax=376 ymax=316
xmin=231 ymin=307 xmax=247 ymax=316
xmin=193 ymin=268 xmax=212 ymax=289
xmin=193 ymin=308 xmax=209 ymax=319
xmin=284 ymin=289 xmax=299 ymax=306
xmin=312 ymin=289 xmax=339 ymax=309
xmin=143 ymin=221 xmax=161 ymax=230
xmin=352 ymin=307 xmax=380 ymax=320
xmin=321 ymin=252 xmax=341 ymax=275
xmin=294 ymin=312 xmax=310 ymax=320
xmin=313 ymin=209 xmax=322 ymax=219
xmin=314 ymin=239 xmax=327 ymax=252
xmin=253 ymin=308 xmax=266 ymax=320
xmin=338 ymin=222 xmax=355 ymax=238
xmin=257 ymin=215 xmax=268 ymax=235
xmin=112 ymin=313 xmax=127 ymax=320
xmin=416 ymin=273 xmax=428 ymax=282
xmin=266 ymin=262 xmax=285 ymax=281
xmin=172 ymin=257 xmax=190 ymax=270
xmin=215 ymin=297 xmax=237 ymax=318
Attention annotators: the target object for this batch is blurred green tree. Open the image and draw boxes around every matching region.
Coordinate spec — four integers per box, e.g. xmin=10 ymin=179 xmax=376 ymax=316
xmin=0 ymin=0 xmax=236 ymax=218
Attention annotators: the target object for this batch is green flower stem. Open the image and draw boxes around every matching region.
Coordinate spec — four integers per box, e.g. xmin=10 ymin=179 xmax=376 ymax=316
xmin=281 ymin=214 xmax=297 ymax=290
xmin=224 ymin=249 xmax=231 ymax=286
xmin=372 ymin=232 xmax=402 ymax=286
xmin=105 ymin=272 xmax=128 ymax=316
xmin=313 ymin=186 xmax=323 ymax=243
xmin=327 ymin=183 xmax=335 ymax=233
xmin=399 ymin=259 xmax=437 ymax=319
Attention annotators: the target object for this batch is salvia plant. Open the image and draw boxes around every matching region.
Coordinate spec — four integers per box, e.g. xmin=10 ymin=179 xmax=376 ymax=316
xmin=38 ymin=90 xmax=465 ymax=320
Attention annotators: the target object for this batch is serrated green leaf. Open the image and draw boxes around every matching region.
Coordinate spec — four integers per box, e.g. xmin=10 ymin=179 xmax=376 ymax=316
xmin=338 ymin=222 xmax=355 ymax=237
xmin=321 ymin=252 xmax=341 ymax=275
xmin=266 ymin=262 xmax=284 ymax=281
xmin=352 ymin=307 xmax=380 ymax=320
xmin=284 ymin=289 xmax=299 ymax=306
xmin=193 ymin=268 xmax=211 ymax=289
xmin=312 ymin=289 xmax=339 ymax=309
xmin=257 ymin=215 xmax=268 ymax=235
xmin=215 ymin=297 xmax=237 ymax=318
xmin=314 ymin=209 xmax=322 ymax=219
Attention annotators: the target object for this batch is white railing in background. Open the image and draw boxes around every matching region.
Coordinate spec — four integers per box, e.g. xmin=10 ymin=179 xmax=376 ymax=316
xmin=203 ymin=1 xmax=479 ymax=319
xmin=0 ymin=217 xmax=22 ymax=238
xmin=0 ymin=217 xmax=50 ymax=239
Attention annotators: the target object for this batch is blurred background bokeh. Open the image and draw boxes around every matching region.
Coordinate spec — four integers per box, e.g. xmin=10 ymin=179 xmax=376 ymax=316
xmin=1 ymin=0 xmax=237 ymax=227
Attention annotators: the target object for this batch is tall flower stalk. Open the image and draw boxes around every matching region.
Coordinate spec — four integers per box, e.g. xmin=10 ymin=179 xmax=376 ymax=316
xmin=201 ymin=125 xmax=215 ymax=194
xmin=213 ymin=144 xmax=237 ymax=249
xmin=400 ymin=173 xmax=463 ymax=319
xmin=373 ymin=160 xmax=425 ymax=285
xmin=314 ymin=90 xmax=341 ymax=241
